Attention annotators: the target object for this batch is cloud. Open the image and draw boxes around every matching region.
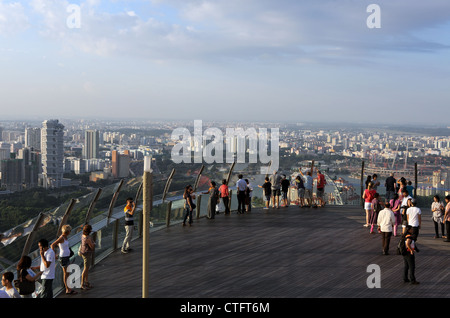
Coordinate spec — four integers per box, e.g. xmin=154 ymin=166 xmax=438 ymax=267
xmin=0 ymin=1 xmax=29 ymax=36
xmin=20 ymin=0 xmax=450 ymax=64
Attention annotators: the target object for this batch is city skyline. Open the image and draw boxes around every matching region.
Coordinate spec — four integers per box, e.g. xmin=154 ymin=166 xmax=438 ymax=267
xmin=1 ymin=0 xmax=450 ymax=124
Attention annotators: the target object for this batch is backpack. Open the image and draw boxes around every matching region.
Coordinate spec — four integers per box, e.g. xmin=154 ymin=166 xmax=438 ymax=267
xmin=373 ymin=200 xmax=382 ymax=213
xmin=397 ymin=237 xmax=408 ymax=255
xmin=397 ymin=235 xmax=417 ymax=255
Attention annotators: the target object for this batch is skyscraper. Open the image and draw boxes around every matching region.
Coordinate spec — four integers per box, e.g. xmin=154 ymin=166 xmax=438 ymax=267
xmin=84 ymin=130 xmax=99 ymax=159
xmin=111 ymin=150 xmax=131 ymax=178
xmin=25 ymin=127 xmax=42 ymax=151
xmin=41 ymin=119 xmax=65 ymax=188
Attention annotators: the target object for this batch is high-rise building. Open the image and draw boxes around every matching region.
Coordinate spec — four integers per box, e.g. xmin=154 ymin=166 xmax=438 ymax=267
xmin=25 ymin=127 xmax=42 ymax=151
xmin=17 ymin=147 xmax=40 ymax=189
xmin=111 ymin=150 xmax=131 ymax=178
xmin=83 ymin=130 xmax=99 ymax=159
xmin=41 ymin=119 xmax=65 ymax=188
xmin=0 ymin=159 xmax=23 ymax=191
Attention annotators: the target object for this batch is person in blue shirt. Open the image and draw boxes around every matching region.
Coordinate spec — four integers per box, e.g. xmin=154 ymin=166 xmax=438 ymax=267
xmin=236 ymin=174 xmax=247 ymax=214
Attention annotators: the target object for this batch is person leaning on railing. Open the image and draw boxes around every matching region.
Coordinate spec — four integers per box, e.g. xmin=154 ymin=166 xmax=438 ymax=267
xmin=182 ymin=185 xmax=196 ymax=227
xmin=79 ymin=224 xmax=95 ymax=290
xmin=16 ymin=255 xmax=43 ymax=298
xmin=51 ymin=224 xmax=77 ymax=295
xmin=121 ymin=197 xmax=136 ymax=254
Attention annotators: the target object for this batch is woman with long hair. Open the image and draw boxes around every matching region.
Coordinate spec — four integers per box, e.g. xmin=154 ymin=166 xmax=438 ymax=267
xmin=183 ymin=185 xmax=196 ymax=226
xmin=79 ymin=224 xmax=95 ymax=290
xmin=431 ymin=195 xmax=445 ymax=239
xmin=16 ymin=255 xmax=43 ymax=298
xmin=51 ymin=224 xmax=77 ymax=294
xmin=362 ymin=181 xmax=376 ymax=227
xmin=390 ymin=193 xmax=402 ymax=236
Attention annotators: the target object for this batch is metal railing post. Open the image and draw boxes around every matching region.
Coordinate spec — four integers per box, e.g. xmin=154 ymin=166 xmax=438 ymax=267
xmin=21 ymin=212 xmax=46 ymax=258
xmin=113 ymin=219 xmax=119 ymax=250
xmin=142 ymin=157 xmax=153 ymax=298
xmin=56 ymin=198 xmax=77 ymax=238
xmin=107 ymin=179 xmax=124 ymax=224
xmin=166 ymin=201 xmax=173 ymax=227
xmin=84 ymin=188 xmax=102 ymax=225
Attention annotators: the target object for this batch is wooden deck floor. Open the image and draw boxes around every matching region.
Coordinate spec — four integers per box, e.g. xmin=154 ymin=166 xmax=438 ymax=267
xmin=58 ymin=204 xmax=450 ymax=299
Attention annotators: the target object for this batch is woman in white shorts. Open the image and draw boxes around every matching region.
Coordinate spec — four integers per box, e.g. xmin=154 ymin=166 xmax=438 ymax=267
xmin=362 ymin=182 xmax=376 ymax=227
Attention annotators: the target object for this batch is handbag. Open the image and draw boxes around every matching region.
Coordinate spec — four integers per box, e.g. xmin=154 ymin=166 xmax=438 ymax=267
xmin=14 ymin=269 xmax=35 ymax=295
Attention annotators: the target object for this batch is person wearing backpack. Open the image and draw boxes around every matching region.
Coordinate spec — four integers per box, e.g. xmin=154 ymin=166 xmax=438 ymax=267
xmin=401 ymin=225 xmax=419 ymax=285
xmin=369 ymin=193 xmax=383 ymax=234
xmin=362 ymin=181 xmax=376 ymax=227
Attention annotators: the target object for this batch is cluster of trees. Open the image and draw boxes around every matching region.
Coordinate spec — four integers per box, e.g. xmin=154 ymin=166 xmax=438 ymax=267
xmin=0 ymin=187 xmax=90 ymax=232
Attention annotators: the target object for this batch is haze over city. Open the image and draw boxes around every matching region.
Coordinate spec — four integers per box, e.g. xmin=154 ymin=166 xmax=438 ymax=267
xmin=1 ymin=0 xmax=449 ymax=124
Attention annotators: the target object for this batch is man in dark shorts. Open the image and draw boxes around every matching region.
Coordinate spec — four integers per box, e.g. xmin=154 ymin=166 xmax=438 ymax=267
xmin=269 ymin=171 xmax=282 ymax=209
xmin=259 ymin=177 xmax=272 ymax=210
xmin=281 ymin=174 xmax=290 ymax=207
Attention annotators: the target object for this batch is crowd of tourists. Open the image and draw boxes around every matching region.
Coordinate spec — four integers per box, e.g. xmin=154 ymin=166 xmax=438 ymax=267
xmin=363 ymin=172 xmax=450 ymax=285
xmin=1 ymin=197 xmax=137 ymax=298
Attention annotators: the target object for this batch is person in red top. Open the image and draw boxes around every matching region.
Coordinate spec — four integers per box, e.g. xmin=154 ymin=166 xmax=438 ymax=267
xmin=362 ymin=181 xmax=377 ymax=227
xmin=316 ymin=170 xmax=327 ymax=207
xmin=218 ymin=179 xmax=230 ymax=214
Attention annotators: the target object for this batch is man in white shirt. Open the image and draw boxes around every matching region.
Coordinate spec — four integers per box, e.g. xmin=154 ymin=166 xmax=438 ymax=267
xmin=407 ymin=198 xmax=422 ymax=240
xmin=401 ymin=189 xmax=412 ymax=234
xmin=34 ymin=239 xmax=55 ymax=298
xmin=377 ymin=202 xmax=396 ymax=255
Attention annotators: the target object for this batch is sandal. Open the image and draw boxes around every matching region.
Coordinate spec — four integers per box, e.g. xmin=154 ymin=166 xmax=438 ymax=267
xmin=66 ymin=289 xmax=78 ymax=295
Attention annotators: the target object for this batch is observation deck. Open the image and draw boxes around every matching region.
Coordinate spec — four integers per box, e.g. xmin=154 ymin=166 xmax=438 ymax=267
xmin=2 ymin=162 xmax=449 ymax=303
xmin=57 ymin=204 xmax=450 ymax=299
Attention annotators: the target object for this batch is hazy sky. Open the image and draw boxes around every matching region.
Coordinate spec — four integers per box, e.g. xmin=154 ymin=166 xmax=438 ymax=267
xmin=1 ymin=0 xmax=449 ymax=124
